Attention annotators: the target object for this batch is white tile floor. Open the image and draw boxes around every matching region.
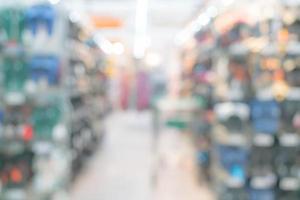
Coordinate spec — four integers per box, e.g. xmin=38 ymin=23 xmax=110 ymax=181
xmin=70 ymin=111 xmax=214 ymax=200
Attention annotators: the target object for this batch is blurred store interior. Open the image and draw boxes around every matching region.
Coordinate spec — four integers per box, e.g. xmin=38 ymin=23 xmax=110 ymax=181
xmin=0 ymin=0 xmax=300 ymax=199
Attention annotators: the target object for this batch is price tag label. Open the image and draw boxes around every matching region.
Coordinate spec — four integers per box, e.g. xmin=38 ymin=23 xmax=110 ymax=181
xmin=287 ymin=88 xmax=300 ymax=100
xmin=226 ymin=177 xmax=245 ymax=188
xmin=5 ymin=189 xmax=26 ymax=200
xmin=256 ymin=89 xmax=274 ymax=100
xmin=279 ymin=134 xmax=300 ymax=147
xmin=251 ymin=175 xmax=276 ymax=189
xmin=33 ymin=141 xmax=53 ymax=155
xmin=254 ymin=134 xmax=274 ymax=147
xmin=228 ymin=134 xmax=247 ymax=146
xmin=5 ymin=92 xmax=25 ymax=106
xmin=280 ymin=177 xmax=300 ymax=191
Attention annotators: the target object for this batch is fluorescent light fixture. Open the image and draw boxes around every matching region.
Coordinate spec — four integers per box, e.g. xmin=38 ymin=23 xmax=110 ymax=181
xmin=175 ymin=0 xmax=236 ymax=45
xmin=69 ymin=11 xmax=80 ymax=23
xmin=207 ymin=6 xmax=218 ymax=17
xmin=175 ymin=14 xmax=210 ymax=45
xmin=145 ymin=52 xmax=162 ymax=67
xmin=95 ymin=35 xmax=113 ymax=55
xmin=113 ymin=42 xmax=125 ymax=55
xmin=134 ymin=0 xmax=149 ymax=59
xmin=49 ymin=0 xmax=60 ymax=5
xmin=222 ymin=0 xmax=234 ymax=6
xmin=101 ymin=40 xmax=113 ymax=55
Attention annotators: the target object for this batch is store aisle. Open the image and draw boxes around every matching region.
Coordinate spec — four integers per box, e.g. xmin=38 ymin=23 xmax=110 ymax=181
xmin=71 ymin=111 xmax=153 ymax=200
xmin=153 ymin=130 xmax=215 ymax=200
xmin=70 ymin=111 xmax=213 ymax=200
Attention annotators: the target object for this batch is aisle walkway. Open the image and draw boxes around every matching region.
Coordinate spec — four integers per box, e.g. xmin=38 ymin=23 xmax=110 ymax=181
xmin=71 ymin=111 xmax=153 ymax=200
xmin=71 ymin=111 xmax=214 ymax=200
xmin=153 ymin=130 xmax=214 ymax=200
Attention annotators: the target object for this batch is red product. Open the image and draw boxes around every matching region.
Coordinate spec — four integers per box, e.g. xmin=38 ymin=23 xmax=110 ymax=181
xmin=22 ymin=124 xmax=33 ymax=142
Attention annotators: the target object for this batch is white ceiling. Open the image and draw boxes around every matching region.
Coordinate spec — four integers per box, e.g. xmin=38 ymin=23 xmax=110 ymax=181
xmin=70 ymin=0 xmax=202 ymax=43
xmin=69 ymin=0 xmax=203 ymax=68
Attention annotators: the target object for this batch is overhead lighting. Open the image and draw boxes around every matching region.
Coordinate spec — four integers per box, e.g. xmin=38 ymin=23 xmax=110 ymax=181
xmin=134 ymin=0 xmax=149 ymax=59
xmin=207 ymin=6 xmax=218 ymax=18
xmin=223 ymin=0 xmax=234 ymax=6
xmin=95 ymin=35 xmax=125 ymax=55
xmin=175 ymin=14 xmax=210 ymax=45
xmin=175 ymin=0 xmax=237 ymax=45
xmin=175 ymin=23 xmax=195 ymax=45
xmin=199 ymin=14 xmax=210 ymax=26
xmin=49 ymin=0 xmax=60 ymax=5
xmin=69 ymin=11 xmax=80 ymax=23
xmin=113 ymin=42 xmax=125 ymax=55
xmin=145 ymin=52 xmax=162 ymax=68
xmin=95 ymin=35 xmax=113 ymax=55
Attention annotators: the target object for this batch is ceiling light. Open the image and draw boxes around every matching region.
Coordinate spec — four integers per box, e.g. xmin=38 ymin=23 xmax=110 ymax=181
xmin=69 ymin=11 xmax=80 ymax=23
xmin=113 ymin=43 xmax=125 ymax=55
xmin=134 ymin=0 xmax=149 ymax=59
xmin=145 ymin=52 xmax=162 ymax=67
xmin=49 ymin=0 xmax=60 ymax=5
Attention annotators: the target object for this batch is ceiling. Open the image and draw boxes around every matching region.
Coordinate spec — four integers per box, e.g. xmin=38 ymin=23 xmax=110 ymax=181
xmin=68 ymin=0 xmax=203 ymax=69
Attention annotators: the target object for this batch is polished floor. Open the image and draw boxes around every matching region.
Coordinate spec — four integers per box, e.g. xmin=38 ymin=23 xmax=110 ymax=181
xmin=71 ymin=111 xmax=214 ymax=200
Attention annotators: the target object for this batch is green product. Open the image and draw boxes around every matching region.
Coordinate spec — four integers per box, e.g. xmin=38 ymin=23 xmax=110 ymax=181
xmin=166 ymin=118 xmax=188 ymax=130
xmin=194 ymin=95 xmax=207 ymax=109
xmin=0 ymin=8 xmax=25 ymax=42
xmin=3 ymin=58 xmax=27 ymax=93
xmin=32 ymin=103 xmax=61 ymax=140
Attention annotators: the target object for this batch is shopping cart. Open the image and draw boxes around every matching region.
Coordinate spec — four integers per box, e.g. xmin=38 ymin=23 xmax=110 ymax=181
xmin=152 ymin=97 xmax=203 ymax=139
xmin=152 ymin=97 xmax=208 ymax=184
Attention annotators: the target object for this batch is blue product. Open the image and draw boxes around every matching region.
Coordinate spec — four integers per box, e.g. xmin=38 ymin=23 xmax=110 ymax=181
xmin=194 ymin=64 xmax=206 ymax=73
xmin=29 ymin=55 xmax=60 ymax=85
xmin=0 ymin=110 xmax=4 ymax=124
xmin=218 ymin=145 xmax=248 ymax=176
xmin=251 ymin=100 xmax=280 ymax=134
xmin=249 ymin=188 xmax=275 ymax=200
xmin=196 ymin=150 xmax=209 ymax=167
xmin=25 ymin=4 xmax=55 ymax=35
xmin=221 ymin=187 xmax=248 ymax=200
xmin=231 ymin=164 xmax=245 ymax=181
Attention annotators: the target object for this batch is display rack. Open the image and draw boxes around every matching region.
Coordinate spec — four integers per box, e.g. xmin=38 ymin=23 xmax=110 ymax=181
xmin=0 ymin=1 xmax=109 ymax=199
xmin=179 ymin=0 xmax=300 ymax=199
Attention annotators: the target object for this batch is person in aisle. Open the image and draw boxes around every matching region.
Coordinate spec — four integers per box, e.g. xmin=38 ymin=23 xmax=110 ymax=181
xmin=119 ymin=66 xmax=132 ymax=110
xmin=136 ymin=69 xmax=151 ymax=110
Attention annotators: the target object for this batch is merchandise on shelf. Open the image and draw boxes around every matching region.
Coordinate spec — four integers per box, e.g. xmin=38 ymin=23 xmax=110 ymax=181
xmin=179 ymin=0 xmax=300 ymax=199
xmin=29 ymin=55 xmax=60 ymax=86
xmin=0 ymin=2 xmax=109 ymax=198
xmin=0 ymin=7 xmax=25 ymax=42
xmin=25 ymin=4 xmax=55 ymax=36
